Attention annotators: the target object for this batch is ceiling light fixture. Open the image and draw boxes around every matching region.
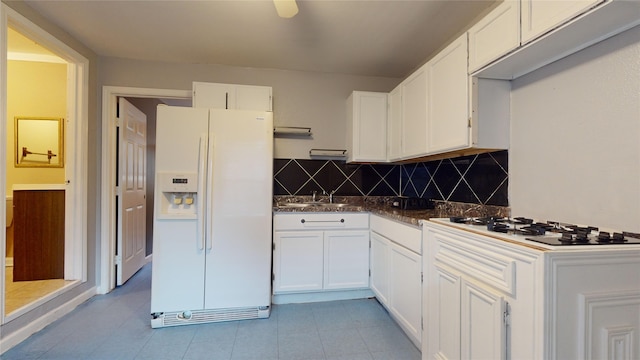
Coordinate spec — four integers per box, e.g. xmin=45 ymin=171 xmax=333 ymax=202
xmin=274 ymin=0 xmax=298 ymax=18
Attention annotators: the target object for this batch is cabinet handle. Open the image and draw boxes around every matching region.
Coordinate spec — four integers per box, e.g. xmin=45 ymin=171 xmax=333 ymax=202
xmin=300 ymin=219 xmax=345 ymax=223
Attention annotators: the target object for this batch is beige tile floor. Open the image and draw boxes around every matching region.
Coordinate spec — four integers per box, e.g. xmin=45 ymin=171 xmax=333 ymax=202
xmin=4 ymin=266 xmax=73 ymax=314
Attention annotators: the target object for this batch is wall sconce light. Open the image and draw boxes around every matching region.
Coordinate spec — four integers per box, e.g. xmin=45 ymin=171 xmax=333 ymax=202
xmin=274 ymin=0 xmax=298 ymax=18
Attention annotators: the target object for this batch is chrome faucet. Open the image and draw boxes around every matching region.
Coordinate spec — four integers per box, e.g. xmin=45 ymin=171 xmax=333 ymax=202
xmin=312 ymin=191 xmax=318 ymax=202
xmin=329 ymin=189 xmax=336 ymax=203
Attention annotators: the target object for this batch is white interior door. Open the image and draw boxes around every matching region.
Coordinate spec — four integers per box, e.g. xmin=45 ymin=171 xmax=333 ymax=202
xmin=117 ymin=98 xmax=147 ymax=285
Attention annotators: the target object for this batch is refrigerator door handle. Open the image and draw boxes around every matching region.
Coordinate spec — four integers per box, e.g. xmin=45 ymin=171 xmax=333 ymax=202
xmin=197 ymin=134 xmax=208 ymax=251
xmin=206 ymin=134 xmax=215 ymax=251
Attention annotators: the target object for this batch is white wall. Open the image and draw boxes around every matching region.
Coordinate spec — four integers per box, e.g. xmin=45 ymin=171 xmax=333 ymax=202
xmin=99 ymin=57 xmax=400 ymax=159
xmin=510 ymin=25 xmax=640 ymax=231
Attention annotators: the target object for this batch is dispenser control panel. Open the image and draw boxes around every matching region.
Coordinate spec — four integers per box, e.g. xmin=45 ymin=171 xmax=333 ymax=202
xmin=158 ymin=172 xmax=198 ymax=193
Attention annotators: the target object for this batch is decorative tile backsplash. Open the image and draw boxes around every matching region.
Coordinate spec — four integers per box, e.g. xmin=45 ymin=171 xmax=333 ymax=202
xmin=274 ymin=150 xmax=508 ymax=206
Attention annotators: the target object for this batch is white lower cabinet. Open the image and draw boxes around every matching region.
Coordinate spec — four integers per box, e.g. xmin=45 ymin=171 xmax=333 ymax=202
xmin=273 ymin=213 xmax=370 ymax=297
xmin=424 ymin=221 xmax=540 ymax=360
xmin=273 ymin=231 xmax=324 ymax=293
xmin=430 ymin=264 xmax=507 ymax=360
xmin=324 ymin=230 xmax=370 ymax=290
xmin=369 ymin=232 xmax=390 ymax=305
xmin=460 ymin=278 xmax=506 ymax=360
xmin=388 ymin=241 xmax=422 ymax=347
xmin=424 ymin=220 xmax=640 ymax=360
xmin=370 ymin=214 xmax=422 ymax=347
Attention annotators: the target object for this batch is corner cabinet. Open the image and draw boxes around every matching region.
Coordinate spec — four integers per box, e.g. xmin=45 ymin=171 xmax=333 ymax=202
xmin=192 ymin=81 xmax=272 ymax=111
xmin=272 ymin=213 xmax=371 ymax=303
xmin=346 ymin=91 xmax=388 ymax=163
xmin=370 ymin=214 xmax=422 ymax=348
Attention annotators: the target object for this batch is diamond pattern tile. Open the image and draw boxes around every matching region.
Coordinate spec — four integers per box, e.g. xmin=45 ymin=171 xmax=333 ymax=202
xmin=432 ymin=160 xmax=462 ymax=200
xmin=273 ymin=150 xmax=508 ymax=206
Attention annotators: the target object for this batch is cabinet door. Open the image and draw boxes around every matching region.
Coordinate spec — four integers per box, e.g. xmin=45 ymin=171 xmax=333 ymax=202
xmin=426 ymin=33 xmax=469 ymax=154
xmin=428 ymin=264 xmax=462 ymax=360
xmin=468 ymin=0 xmax=520 ymax=73
xmin=401 ymin=65 xmax=428 ymax=158
xmin=389 ymin=242 xmax=422 ymax=346
xmin=235 ymin=85 xmax=272 ymax=111
xmin=387 ymin=86 xmax=403 ymax=161
xmin=193 ymin=82 xmax=234 ymax=109
xmin=324 ymin=230 xmax=370 ymax=290
xmin=369 ymin=232 xmax=390 ymax=305
xmin=347 ymin=91 xmax=388 ymax=163
xmin=13 ymin=190 xmax=65 ymax=281
xmin=460 ymin=278 xmax=507 ymax=360
xmin=273 ymin=231 xmax=324 ymax=293
xmin=521 ymin=0 xmax=604 ymax=44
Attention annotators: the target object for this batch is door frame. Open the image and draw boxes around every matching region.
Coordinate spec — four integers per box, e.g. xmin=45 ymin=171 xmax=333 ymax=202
xmin=99 ymin=86 xmax=190 ymax=294
xmin=0 ymin=4 xmax=89 ymax=321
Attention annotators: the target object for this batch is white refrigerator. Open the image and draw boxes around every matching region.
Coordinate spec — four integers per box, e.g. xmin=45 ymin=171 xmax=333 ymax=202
xmin=150 ymin=105 xmax=273 ymax=328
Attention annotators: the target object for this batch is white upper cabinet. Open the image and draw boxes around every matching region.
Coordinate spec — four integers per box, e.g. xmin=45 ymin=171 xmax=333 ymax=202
xmin=387 ymin=86 xmax=403 ymax=162
xmin=400 ymin=64 xmax=429 ymax=159
xmin=469 ymin=77 xmax=510 ymax=150
xmin=426 ymin=33 xmax=470 ymax=154
xmin=193 ymin=81 xmax=272 ymax=111
xmin=468 ymin=0 xmax=520 ymax=73
xmin=346 ymin=91 xmax=388 ymax=163
xmin=370 ymin=38 xmax=509 ymax=163
xmin=192 ymin=82 xmax=234 ymax=109
xmin=476 ymin=0 xmax=638 ymax=79
xmin=235 ymin=84 xmax=273 ymax=111
xmin=521 ymin=0 xmax=604 ymax=44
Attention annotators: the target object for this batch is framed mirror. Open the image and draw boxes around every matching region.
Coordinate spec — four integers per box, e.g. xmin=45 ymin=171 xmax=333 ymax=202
xmin=14 ymin=117 xmax=64 ymax=168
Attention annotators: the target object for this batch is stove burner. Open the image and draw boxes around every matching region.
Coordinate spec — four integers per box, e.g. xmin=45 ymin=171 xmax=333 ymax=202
xmin=612 ymin=233 xmax=627 ymax=243
xmin=596 ymin=232 xmax=627 ymax=243
xmin=560 ymin=233 xmax=574 ymax=244
xmin=575 ymin=231 xmax=589 ymax=243
xmin=449 ymin=216 xmax=493 ymax=226
xmin=513 ymin=217 xmax=533 ymax=225
xmin=597 ymin=231 xmax=612 ymax=243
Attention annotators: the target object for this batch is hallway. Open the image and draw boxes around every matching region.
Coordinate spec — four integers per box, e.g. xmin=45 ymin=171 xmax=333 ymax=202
xmin=2 ymin=264 xmax=421 ymax=359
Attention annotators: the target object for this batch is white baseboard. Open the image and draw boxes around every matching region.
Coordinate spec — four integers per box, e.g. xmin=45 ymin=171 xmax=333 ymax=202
xmin=145 ymin=254 xmax=152 ymax=263
xmin=5 ymin=257 xmax=13 ymax=267
xmin=0 ymin=286 xmax=96 ymax=355
xmin=272 ymin=289 xmax=375 ymax=305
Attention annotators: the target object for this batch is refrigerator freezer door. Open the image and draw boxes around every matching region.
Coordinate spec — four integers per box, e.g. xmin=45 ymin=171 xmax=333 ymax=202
xmin=204 ymin=109 xmax=274 ymax=309
xmin=151 ymin=106 xmax=210 ymax=313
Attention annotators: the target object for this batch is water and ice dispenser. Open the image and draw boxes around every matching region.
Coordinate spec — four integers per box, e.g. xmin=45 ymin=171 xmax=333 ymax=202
xmin=157 ymin=172 xmax=199 ymax=219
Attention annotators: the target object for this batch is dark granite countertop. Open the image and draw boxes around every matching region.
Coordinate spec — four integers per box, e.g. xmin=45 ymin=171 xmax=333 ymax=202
xmin=273 ymin=196 xmax=510 ymax=227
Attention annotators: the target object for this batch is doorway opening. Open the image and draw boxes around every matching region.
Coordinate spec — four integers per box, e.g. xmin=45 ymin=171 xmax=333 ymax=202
xmin=99 ymin=87 xmax=191 ymax=294
xmin=4 ymin=26 xmax=74 ymax=316
xmin=1 ymin=4 xmax=89 ymax=324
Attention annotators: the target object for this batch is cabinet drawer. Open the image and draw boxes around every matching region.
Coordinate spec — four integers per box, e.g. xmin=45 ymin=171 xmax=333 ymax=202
xmin=429 ymin=228 xmax=516 ymax=296
xmin=370 ymin=215 xmax=422 ymax=254
xmin=274 ymin=213 xmax=369 ymax=231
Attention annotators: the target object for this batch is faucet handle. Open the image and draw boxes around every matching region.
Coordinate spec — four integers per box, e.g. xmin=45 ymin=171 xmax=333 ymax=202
xmin=312 ymin=190 xmax=317 ymax=202
xmin=329 ymin=189 xmax=337 ymax=203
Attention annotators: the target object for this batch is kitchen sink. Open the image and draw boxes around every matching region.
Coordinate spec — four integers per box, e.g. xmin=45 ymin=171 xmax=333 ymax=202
xmin=280 ymin=202 xmax=351 ymax=208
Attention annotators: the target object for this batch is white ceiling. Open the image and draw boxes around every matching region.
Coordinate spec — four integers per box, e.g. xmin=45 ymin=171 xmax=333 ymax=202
xmin=20 ymin=0 xmax=497 ymax=78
